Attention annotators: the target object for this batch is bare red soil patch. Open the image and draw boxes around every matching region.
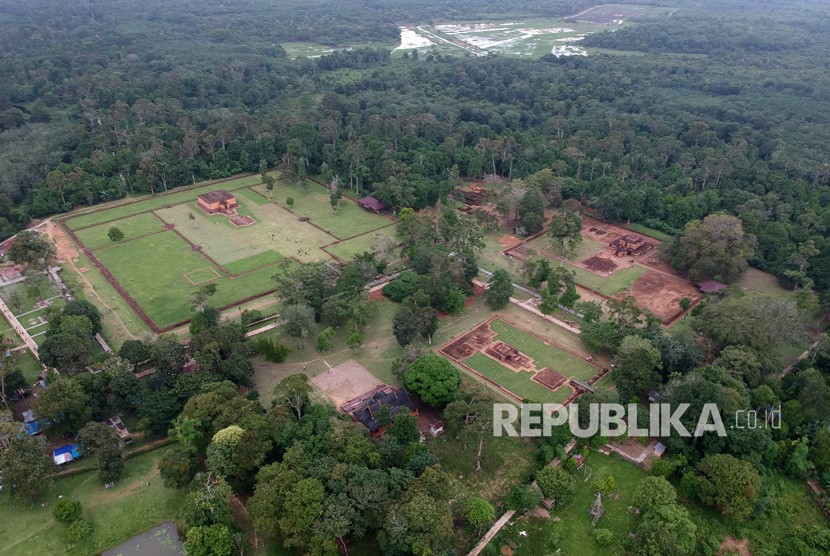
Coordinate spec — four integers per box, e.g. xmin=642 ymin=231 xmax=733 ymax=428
xmin=583 ymin=255 xmax=618 ymax=273
xmin=533 ymin=368 xmax=568 ymax=390
xmin=497 ymin=234 xmax=522 ymax=248
xmin=625 ymin=269 xmax=701 ymax=323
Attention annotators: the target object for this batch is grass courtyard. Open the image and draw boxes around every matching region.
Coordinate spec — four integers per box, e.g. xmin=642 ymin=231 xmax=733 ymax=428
xmin=250 ymin=180 xmax=393 ymax=240
xmin=0 ymin=446 xmax=184 ymax=556
xmin=450 ymin=318 xmax=601 ymax=404
xmin=60 ymin=172 xmax=396 ymax=331
xmin=93 ymin=231 xmax=277 ymax=328
xmin=465 ymin=352 xmax=572 ymax=403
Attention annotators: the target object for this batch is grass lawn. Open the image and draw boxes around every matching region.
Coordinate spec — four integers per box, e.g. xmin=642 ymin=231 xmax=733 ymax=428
xmin=155 ymin=199 xmax=333 ymax=265
xmin=561 ymin=262 xmax=646 ymax=296
xmin=428 ymin=426 xmax=540 ymax=552
xmin=94 ymin=231 xmax=277 ymax=329
xmin=324 ymin=228 xmax=395 ymax=261
xmin=250 ymin=181 xmax=392 ymax=240
xmin=0 ymin=446 xmax=184 ymax=556
xmin=15 ymin=350 xmax=43 ymax=383
xmin=465 ymin=352 xmax=571 ymax=403
xmin=223 ymin=251 xmax=284 ymax=275
xmin=490 ymin=319 xmax=599 ymax=380
xmin=0 ymin=278 xmax=62 ymax=315
xmin=525 ymin=234 xmax=605 ymax=263
xmin=59 ymin=254 xmax=150 ymax=345
xmin=63 ymin=173 xmax=267 ymax=230
xmin=74 ymin=213 xmax=165 ymax=250
xmin=626 ymin=223 xmax=673 ymax=242
xmin=497 ymin=451 xmax=648 ymax=555
xmin=499 ymin=451 xmax=828 ymax=556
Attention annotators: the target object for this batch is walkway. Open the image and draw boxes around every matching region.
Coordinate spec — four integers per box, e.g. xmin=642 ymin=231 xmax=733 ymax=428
xmin=0 ymin=294 xmax=46 ymax=371
xmin=467 ymin=441 xmax=577 ymax=556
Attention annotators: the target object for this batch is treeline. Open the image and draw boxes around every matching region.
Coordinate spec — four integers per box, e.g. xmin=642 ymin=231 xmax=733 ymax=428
xmin=0 ymin=0 xmax=829 ymax=292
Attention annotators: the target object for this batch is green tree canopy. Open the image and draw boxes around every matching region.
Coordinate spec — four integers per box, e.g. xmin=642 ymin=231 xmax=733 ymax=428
xmin=403 ymin=354 xmax=460 ymax=408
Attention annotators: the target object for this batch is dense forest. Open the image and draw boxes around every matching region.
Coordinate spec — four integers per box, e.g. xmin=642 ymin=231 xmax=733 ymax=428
xmin=0 ymin=0 xmax=829 ymax=293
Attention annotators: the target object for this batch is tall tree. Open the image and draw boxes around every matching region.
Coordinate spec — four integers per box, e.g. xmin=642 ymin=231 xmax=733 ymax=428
xmin=547 ymin=211 xmax=583 ymax=259
xmin=486 ymin=269 xmax=513 ymax=309
xmin=694 ymin=454 xmax=760 ymax=522
xmin=0 ymin=434 xmax=54 ymax=500
xmin=614 ymin=335 xmax=662 ymax=400
xmin=665 ymin=214 xmax=756 ymax=282
xmin=78 ymin=421 xmax=124 ymax=483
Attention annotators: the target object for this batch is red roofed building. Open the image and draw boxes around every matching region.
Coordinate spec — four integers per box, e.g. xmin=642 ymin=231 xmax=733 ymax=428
xmin=197 ymin=190 xmax=238 ymax=214
xmin=358 ymin=196 xmax=387 ymax=213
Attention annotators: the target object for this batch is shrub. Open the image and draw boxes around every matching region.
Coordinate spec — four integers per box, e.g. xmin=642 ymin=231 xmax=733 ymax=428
xmin=240 ymin=309 xmax=263 ymax=326
xmin=504 ymin=484 xmax=542 ymax=512
xmin=252 ymin=336 xmax=291 ymax=362
xmin=382 ymin=271 xmax=421 ymax=302
xmin=594 ymin=528 xmax=613 ymax=546
xmin=65 ymin=519 xmax=93 ymax=543
xmin=316 ymin=327 xmax=335 ymax=352
xmin=593 ymin=475 xmax=616 ymax=494
xmin=465 ymin=497 xmax=496 ymax=531
xmin=536 ymin=466 xmax=575 ymax=504
xmin=53 ymin=499 xmax=83 ymax=525
xmin=679 ymin=297 xmax=691 ymax=310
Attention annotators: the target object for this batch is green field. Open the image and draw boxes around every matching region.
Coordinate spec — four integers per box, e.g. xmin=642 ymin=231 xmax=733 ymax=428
xmin=626 ymin=222 xmax=673 ymax=242
xmin=0 ymin=447 xmax=184 ymax=556
xmin=499 ymin=451 xmax=648 ymax=555
xmin=498 ymin=451 xmax=828 ymax=556
xmin=525 ymin=234 xmax=606 ymax=263
xmin=63 ymin=174 xmax=265 ymax=230
xmin=94 ymin=231 xmax=277 ymax=328
xmin=490 ymin=319 xmax=600 ymax=380
xmin=561 ymin=262 xmax=646 ymax=296
xmin=60 ymin=173 xmax=392 ymax=330
xmin=465 ymin=352 xmax=571 ymax=403
xmin=60 ymin=253 xmax=151 ymax=345
xmin=155 ymin=199 xmax=331 ymax=265
xmin=0 ymin=277 xmax=63 ymax=315
xmin=324 ymin=228 xmax=395 ymax=261
xmin=74 ymin=213 xmax=165 ymax=249
xmin=457 ymin=319 xmax=601 ymax=403
xmin=251 ymin=180 xmax=392 ymax=239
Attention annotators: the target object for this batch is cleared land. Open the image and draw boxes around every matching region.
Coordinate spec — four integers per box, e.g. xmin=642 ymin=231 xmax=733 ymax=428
xmin=499 ymin=452 xmax=826 ymax=556
xmin=503 ymin=215 xmax=699 ymax=323
xmin=59 ymin=174 xmax=394 ymax=331
xmin=0 ymin=446 xmax=184 ymax=556
xmin=93 ymin=231 xmax=276 ymax=329
xmin=419 ymin=19 xmax=606 ymax=58
xmin=73 ymin=213 xmax=165 ymax=250
xmin=310 ymin=360 xmax=384 ymax=409
xmin=250 ymin=180 xmax=392 ymax=240
xmin=566 ymin=4 xmax=677 ymax=25
xmin=441 ymin=317 xmax=603 ymax=404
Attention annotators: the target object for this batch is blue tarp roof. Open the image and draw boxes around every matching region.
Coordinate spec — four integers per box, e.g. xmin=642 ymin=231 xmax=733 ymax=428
xmin=53 ymin=444 xmax=79 ymax=457
xmin=53 ymin=444 xmax=80 ymax=465
xmin=24 ymin=419 xmax=48 ymax=435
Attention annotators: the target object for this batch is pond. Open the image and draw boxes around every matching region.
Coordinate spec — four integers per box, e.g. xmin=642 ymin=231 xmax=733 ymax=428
xmin=102 ymin=522 xmax=184 ymax=556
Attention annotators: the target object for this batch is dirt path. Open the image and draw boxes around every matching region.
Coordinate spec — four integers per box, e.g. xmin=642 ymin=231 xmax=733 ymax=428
xmin=42 ymin=220 xmax=136 ymax=342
